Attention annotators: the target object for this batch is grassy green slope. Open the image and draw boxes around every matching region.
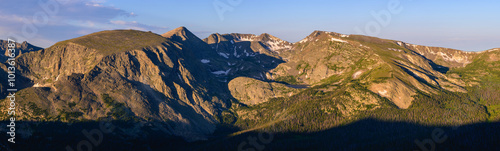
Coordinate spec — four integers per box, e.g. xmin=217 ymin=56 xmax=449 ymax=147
xmin=52 ymin=30 xmax=168 ymax=55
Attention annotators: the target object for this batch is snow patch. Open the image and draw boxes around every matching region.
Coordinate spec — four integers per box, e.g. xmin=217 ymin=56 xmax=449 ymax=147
xmin=388 ymin=48 xmax=403 ymax=52
xmin=218 ymin=52 xmax=229 ymax=59
xmin=436 ymin=52 xmax=471 ymax=64
xmin=212 ymin=68 xmax=232 ymax=75
xmin=244 ymin=49 xmax=249 ymax=56
xmin=250 ymin=52 xmax=257 ymax=57
xmin=396 ymin=42 xmax=403 ymax=46
xmin=233 ymin=47 xmax=240 ymax=58
xmin=330 ymin=38 xmax=347 ymax=43
xmin=265 ymin=39 xmax=292 ymax=51
xmin=201 ymin=59 xmax=210 ymax=63
xmin=233 ymin=46 xmax=237 ymax=55
xmin=360 ymin=44 xmax=370 ymax=49
xmin=298 ymin=38 xmax=310 ymax=43
xmin=177 ymin=73 xmax=183 ymax=81
xmin=352 ymin=71 xmax=363 ymax=79
xmin=379 ymin=90 xmax=388 ymax=96
xmin=238 ymin=35 xmax=257 ymax=41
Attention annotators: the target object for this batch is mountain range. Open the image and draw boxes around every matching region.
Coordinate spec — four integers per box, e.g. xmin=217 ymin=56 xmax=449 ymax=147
xmin=0 ymin=27 xmax=499 ymax=150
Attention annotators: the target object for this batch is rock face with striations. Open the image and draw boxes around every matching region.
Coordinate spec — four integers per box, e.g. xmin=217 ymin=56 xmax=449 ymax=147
xmin=228 ymin=77 xmax=298 ymax=105
xmin=2 ymin=28 xmax=229 ymax=141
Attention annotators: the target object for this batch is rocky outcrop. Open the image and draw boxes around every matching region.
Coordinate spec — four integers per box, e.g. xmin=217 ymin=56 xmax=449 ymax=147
xmin=228 ymin=77 xmax=298 ymax=105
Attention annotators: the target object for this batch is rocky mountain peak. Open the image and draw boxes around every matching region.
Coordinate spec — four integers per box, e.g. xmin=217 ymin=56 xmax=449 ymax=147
xmin=310 ymin=30 xmax=348 ymax=38
xmin=309 ymin=30 xmax=329 ymax=37
xmin=256 ymin=33 xmax=273 ymax=41
xmin=297 ymin=30 xmax=350 ymax=44
xmin=255 ymin=33 xmax=290 ymax=43
xmin=162 ymin=26 xmax=200 ymax=42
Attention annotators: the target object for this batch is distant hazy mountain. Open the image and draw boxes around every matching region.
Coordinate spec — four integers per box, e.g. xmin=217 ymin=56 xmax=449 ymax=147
xmin=0 ymin=40 xmax=42 ymax=62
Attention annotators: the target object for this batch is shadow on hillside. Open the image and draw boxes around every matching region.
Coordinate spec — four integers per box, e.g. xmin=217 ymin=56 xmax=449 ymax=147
xmin=206 ymin=40 xmax=286 ymax=81
xmin=407 ymin=50 xmax=450 ymax=74
xmin=201 ymin=40 xmax=287 ymax=107
xmin=0 ymin=120 xmax=191 ymax=151
xmin=197 ymin=119 xmax=500 ymax=151
xmin=393 ymin=61 xmax=441 ymax=89
xmin=1 ymin=119 xmax=498 ymax=151
xmin=0 ymin=62 xmax=34 ymax=100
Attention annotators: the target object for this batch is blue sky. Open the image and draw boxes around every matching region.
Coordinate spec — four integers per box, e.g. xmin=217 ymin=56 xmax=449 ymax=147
xmin=1 ymin=0 xmax=499 ymax=51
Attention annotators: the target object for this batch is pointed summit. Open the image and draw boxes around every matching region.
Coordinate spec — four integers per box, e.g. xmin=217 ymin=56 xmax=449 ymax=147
xmin=253 ymin=33 xmax=292 ymax=46
xmin=161 ymin=26 xmax=210 ymax=52
xmin=161 ymin=26 xmax=187 ymax=36
xmin=297 ymin=30 xmax=349 ymax=43
xmin=161 ymin=26 xmax=200 ymax=42
xmin=307 ymin=30 xmax=348 ymax=39
xmin=256 ymin=33 xmax=278 ymax=42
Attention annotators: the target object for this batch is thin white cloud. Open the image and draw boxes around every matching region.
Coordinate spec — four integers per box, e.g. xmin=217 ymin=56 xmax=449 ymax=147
xmin=110 ymin=20 xmax=136 ymax=25
xmin=0 ymin=14 xmax=25 ymax=23
xmin=109 ymin=20 xmax=166 ymax=31
xmin=0 ymin=0 xmax=167 ymax=48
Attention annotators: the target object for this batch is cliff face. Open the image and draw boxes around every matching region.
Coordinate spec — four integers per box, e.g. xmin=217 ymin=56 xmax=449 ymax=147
xmin=2 ymin=29 xmax=229 ymax=141
xmin=228 ymin=77 xmax=298 ymax=105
